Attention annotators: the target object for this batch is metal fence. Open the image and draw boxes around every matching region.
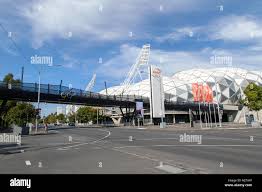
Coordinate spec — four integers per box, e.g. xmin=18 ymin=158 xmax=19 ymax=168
xmin=0 ymin=81 xmax=223 ymax=108
xmin=0 ymin=81 xmax=150 ymax=103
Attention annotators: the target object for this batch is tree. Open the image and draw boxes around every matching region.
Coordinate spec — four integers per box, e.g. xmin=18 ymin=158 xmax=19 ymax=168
xmin=4 ymin=103 xmax=36 ymax=127
xmin=1 ymin=73 xmax=20 ymax=114
xmin=67 ymin=113 xmax=76 ymax=123
xmin=3 ymin=73 xmax=21 ymax=84
xmin=76 ymin=106 xmax=97 ymax=123
xmin=242 ymin=83 xmax=262 ymax=120
xmin=45 ymin=113 xmax=57 ymax=124
xmin=76 ymin=106 xmax=105 ymax=124
xmin=0 ymin=73 xmax=22 ymax=128
xmin=57 ymin=113 xmax=66 ymax=123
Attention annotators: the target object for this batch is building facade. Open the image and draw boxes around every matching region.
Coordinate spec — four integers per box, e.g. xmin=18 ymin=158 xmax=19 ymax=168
xmin=100 ymin=68 xmax=262 ymax=124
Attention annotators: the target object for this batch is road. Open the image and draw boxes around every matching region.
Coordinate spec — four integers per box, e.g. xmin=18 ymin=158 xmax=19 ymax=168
xmin=0 ymin=126 xmax=261 ymax=174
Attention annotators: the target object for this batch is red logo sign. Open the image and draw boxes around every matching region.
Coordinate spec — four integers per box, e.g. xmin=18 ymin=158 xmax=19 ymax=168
xmin=152 ymin=68 xmax=161 ymax=77
xmin=192 ymin=83 xmax=213 ymax=103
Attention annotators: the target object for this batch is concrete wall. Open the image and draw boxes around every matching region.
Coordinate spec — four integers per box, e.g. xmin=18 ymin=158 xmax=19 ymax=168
xmin=234 ymin=106 xmax=262 ymax=124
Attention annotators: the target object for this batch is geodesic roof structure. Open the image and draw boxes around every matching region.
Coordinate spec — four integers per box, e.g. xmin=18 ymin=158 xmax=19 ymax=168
xmin=100 ymin=68 xmax=262 ymax=105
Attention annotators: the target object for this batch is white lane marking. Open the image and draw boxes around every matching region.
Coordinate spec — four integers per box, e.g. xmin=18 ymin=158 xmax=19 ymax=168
xmin=48 ymin=130 xmax=59 ymax=133
xmin=57 ymin=148 xmax=69 ymax=151
xmin=135 ymin=137 xmax=178 ymax=141
xmin=199 ymin=127 xmax=260 ymax=130
xmin=137 ymin=128 xmax=147 ymax=130
xmin=25 ymin=160 xmax=31 ymax=166
xmin=156 ymin=165 xmax=185 ymax=174
xmin=114 ymin=144 xmax=262 ymax=149
xmin=38 ymin=162 xmax=42 ymax=168
xmin=48 ymin=142 xmax=81 ymax=146
xmin=57 ymin=129 xmax=111 ymax=150
xmin=111 ymin=135 xmax=254 ymax=142
xmin=69 ymin=136 xmax=73 ymax=142
xmin=113 ymin=148 xmax=159 ymax=162
xmin=111 ymin=137 xmax=178 ymax=142
xmin=112 ymin=148 xmax=188 ymax=173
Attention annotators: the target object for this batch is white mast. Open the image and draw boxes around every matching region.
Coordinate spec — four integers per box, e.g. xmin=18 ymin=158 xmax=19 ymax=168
xmin=121 ymin=44 xmax=150 ymax=94
xmin=85 ymin=73 xmax=96 ymax=92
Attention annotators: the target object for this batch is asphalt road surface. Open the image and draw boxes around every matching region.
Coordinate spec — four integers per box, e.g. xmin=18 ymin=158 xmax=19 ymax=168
xmin=0 ymin=126 xmax=261 ymax=174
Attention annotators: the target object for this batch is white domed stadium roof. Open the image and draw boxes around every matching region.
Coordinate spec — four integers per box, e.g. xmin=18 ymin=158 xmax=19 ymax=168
xmin=100 ymin=68 xmax=262 ymax=105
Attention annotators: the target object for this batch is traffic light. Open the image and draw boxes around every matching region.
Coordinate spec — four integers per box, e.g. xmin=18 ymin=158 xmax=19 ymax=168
xmin=36 ymin=108 xmax=41 ymax=119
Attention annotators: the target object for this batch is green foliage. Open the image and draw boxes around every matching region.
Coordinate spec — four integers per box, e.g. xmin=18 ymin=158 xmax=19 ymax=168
xmin=76 ymin=106 xmax=96 ymax=123
xmin=57 ymin=113 xmax=66 ymax=123
xmin=44 ymin=107 xmax=105 ymax=124
xmin=242 ymin=83 xmax=262 ymax=111
xmin=4 ymin=103 xmax=36 ymax=127
xmin=45 ymin=113 xmax=57 ymax=124
xmin=67 ymin=113 xmax=76 ymax=123
xmin=3 ymin=73 xmax=21 ymax=84
xmin=75 ymin=106 xmax=105 ymax=124
xmin=0 ymin=101 xmax=17 ymax=116
xmin=45 ymin=113 xmax=66 ymax=124
xmin=0 ymin=73 xmax=22 ymax=128
xmin=0 ymin=73 xmax=20 ymax=116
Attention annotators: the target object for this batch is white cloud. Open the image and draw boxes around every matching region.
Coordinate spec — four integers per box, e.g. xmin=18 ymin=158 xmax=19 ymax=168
xmin=0 ymin=0 xmax=208 ymax=48
xmin=60 ymin=53 xmax=81 ymax=68
xmin=97 ymin=44 xmax=210 ymax=80
xmin=97 ymin=44 xmax=262 ymax=84
xmin=209 ymin=15 xmax=262 ymax=41
xmin=157 ymin=15 xmax=262 ymax=43
xmin=156 ymin=27 xmax=201 ymax=42
xmin=97 ymin=44 xmax=140 ymax=80
xmin=0 ymin=44 xmax=19 ymax=56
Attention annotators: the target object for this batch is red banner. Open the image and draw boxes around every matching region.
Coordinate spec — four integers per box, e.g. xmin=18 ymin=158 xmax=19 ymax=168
xmin=192 ymin=83 xmax=213 ymax=103
xmin=204 ymin=84 xmax=213 ymax=103
xmin=192 ymin=83 xmax=199 ymax=102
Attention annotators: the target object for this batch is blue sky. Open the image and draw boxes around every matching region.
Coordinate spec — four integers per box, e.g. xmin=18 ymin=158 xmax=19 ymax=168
xmin=0 ymin=0 xmax=262 ymax=114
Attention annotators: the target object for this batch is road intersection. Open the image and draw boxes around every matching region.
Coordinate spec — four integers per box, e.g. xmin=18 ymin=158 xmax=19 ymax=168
xmin=0 ymin=126 xmax=261 ymax=174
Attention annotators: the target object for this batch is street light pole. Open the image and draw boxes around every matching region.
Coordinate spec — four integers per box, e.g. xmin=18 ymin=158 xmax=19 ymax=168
xmin=159 ymin=76 xmax=164 ymax=128
xmin=97 ymin=108 xmax=99 ymax=125
xmin=215 ymin=78 xmax=222 ymax=127
xmin=35 ymin=70 xmax=41 ymax=133
xmin=198 ymin=83 xmax=203 ymax=128
xmin=34 ymin=64 xmax=62 ymax=133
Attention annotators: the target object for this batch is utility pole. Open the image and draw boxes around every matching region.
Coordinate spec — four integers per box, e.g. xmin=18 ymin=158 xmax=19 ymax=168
xmin=198 ymin=83 xmax=203 ymax=128
xmin=59 ymin=80 xmax=63 ymax=94
xmin=159 ymin=76 xmax=164 ymax=128
xmin=35 ymin=70 xmax=41 ymax=133
xmin=149 ymin=66 xmax=153 ymax=125
xmin=215 ymin=78 xmax=222 ymax=127
xmin=209 ymin=102 xmax=212 ymax=128
xmin=104 ymin=81 xmax=108 ymax=95
xmin=97 ymin=108 xmax=99 ymax=125
xmin=213 ymin=102 xmax=217 ymax=127
xmin=203 ymin=84 xmax=208 ymax=128
xmin=21 ymin=66 xmax=24 ymax=83
xmin=189 ymin=108 xmax=193 ymax=127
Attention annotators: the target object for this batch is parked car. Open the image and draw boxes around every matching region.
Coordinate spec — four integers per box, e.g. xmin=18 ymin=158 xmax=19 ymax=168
xmin=68 ymin=122 xmax=75 ymax=126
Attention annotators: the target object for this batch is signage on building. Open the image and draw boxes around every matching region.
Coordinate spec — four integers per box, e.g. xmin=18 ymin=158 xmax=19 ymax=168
xmin=136 ymin=101 xmax=144 ymax=117
xmin=192 ymin=83 xmax=213 ymax=103
xmin=150 ymin=65 xmax=165 ymax=118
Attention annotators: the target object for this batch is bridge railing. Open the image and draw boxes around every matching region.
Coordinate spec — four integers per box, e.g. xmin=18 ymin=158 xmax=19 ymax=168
xmin=0 ymin=81 xmax=150 ymax=103
xmin=0 ymin=81 xmax=221 ymax=108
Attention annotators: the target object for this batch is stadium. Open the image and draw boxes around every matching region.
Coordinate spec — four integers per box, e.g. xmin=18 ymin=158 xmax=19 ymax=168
xmin=100 ymin=67 xmax=262 ymax=125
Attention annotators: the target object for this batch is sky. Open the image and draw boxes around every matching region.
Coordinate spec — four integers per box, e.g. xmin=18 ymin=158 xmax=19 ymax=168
xmin=0 ymin=0 xmax=262 ymax=115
